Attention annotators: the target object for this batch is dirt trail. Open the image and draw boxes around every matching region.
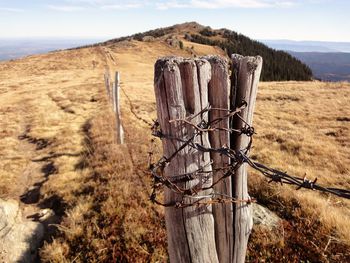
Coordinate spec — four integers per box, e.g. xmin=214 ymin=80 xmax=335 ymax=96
xmin=0 ymin=48 xmax=102 ymax=197
xmin=0 ymin=47 xmax=109 ymax=260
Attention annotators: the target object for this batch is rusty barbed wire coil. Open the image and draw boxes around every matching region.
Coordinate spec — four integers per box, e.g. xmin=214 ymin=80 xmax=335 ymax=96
xmin=149 ymin=102 xmax=350 ymax=208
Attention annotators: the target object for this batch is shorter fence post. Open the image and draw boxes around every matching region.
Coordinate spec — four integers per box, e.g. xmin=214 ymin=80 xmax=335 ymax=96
xmin=104 ymin=69 xmax=111 ymax=100
xmin=230 ymin=54 xmax=263 ymax=263
xmin=113 ymin=71 xmax=124 ymax=144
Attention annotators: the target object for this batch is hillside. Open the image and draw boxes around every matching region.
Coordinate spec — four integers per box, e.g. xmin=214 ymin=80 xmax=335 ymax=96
xmin=1 ymin=23 xmax=350 ymax=262
xmin=289 ymin=51 xmax=350 ymax=82
xmin=187 ymin=27 xmax=313 ymax=81
xmin=81 ymin=22 xmax=313 ymax=82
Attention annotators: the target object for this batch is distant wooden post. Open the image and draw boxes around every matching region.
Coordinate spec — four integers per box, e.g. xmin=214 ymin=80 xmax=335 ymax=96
xmin=154 ymin=57 xmax=218 ymax=263
xmin=104 ymin=69 xmax=111 ymax=100
xmin=113 ymin=72 xmax=124 ymax=144
xmin=230 ymin=54 xmax=263 ymax=263
xmin=205 ymin=56 xmax=233 ymax=263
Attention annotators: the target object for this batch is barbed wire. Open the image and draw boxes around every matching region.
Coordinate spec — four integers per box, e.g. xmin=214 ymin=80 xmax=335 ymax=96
xmin=149 ymin=100 xmax=350 ymax=208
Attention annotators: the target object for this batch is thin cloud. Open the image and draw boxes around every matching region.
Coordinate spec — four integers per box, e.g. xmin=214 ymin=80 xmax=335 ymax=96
xmin=0 ymin=7 xmax=24 ymax=13
xmin=65 ymin=0 xmax=110 ymax=4
xmin=47 ymin=5 xmax=86 ymax=12
xmin=62 ymin=0 xmax=147 ymax=10
xmin=190 ymin=0 xmax=271 ymax=9
xmin=157 ymin=1 xmax=190 ymax=10
xmin=101 ymin=3 xmax=143 ymax=10
xmin=157 ymin=0 xmax=298 ymax=9
xmin=48 ymin=0 xmax=299 ymax=11
xmin=274 ymin=1 xmax=296 ymax=7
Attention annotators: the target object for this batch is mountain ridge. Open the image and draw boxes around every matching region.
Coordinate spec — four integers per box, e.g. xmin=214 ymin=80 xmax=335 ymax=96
xmin=73 ymin=22 xmax=313 ymax=81
xmin=0 ymin=22 xmax=313 ymax=82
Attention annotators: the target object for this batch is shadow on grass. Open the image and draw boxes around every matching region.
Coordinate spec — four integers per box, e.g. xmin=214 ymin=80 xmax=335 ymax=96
xmin=17 ymin=120 xmax=94 ymax=262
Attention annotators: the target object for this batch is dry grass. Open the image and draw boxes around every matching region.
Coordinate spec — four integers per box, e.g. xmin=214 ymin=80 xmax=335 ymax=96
xmin=40 ymin=105 xmax=168 ymax=262
xmin=246 ymin=81 xmax=350 ymax=261
xmin=1 ymin=37 xmax=350 ymax=262
xmin=0 ymin=46 xmax=110 ymax=248
xmin=253 ymin=81 xmax=350 ymax=239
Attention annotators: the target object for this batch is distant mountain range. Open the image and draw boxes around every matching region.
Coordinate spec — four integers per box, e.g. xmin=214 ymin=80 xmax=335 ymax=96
xmin=0 ymin=38 xmax=103 ymax=61
xmin=261 ymin=40 xmax=350 ymax=53
xmin=288 ymin=51 xmax=350 ymax=82
xmin=261 ymin=40 xmax=350 ymax=82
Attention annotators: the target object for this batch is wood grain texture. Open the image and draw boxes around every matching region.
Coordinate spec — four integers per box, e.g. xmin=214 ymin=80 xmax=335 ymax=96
xmin=230 ymin=54 xmax=263 ymax=263
xmin=154 ymin=57 xmax=218 ymax=263
xmin=205 ymin=55 xmax=233 ymax=263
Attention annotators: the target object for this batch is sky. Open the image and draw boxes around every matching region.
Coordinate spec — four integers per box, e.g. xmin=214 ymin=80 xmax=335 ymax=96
xmin=1 ymin=0 xmax=349 ymax=42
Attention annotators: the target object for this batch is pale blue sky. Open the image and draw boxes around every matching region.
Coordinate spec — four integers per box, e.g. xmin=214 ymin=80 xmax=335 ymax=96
xmin=1 ymin=0 xmax=349 ymax=41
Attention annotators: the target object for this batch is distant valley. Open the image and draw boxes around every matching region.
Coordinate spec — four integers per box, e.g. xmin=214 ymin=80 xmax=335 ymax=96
xmin=262 ymin=40 xmax=350 ymax=82
xmin=0 ymin=38 xmax=103 ymax=61
xmin=289 ymin=51 xmax=350 ymax=82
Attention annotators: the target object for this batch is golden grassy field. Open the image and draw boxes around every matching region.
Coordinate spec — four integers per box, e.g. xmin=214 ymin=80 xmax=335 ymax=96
xmin=0 ymin=47 xmax=107 ymax=208
xmin=0 ymin=36 xmax=349 ymax=262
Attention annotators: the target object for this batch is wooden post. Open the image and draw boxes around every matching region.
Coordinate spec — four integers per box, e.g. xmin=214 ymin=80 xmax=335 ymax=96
xmin=154 ymin=57 xmax=218 ymax=263
xmin=104 ymin=69 xmax=111 ymax=99
xmin=205 ymin=56 xmax=233 ymax=263
xmin=113 ymin=72 xmax=124 ymax=144
xmin=230 ymin=54 xmax=263 ymax=263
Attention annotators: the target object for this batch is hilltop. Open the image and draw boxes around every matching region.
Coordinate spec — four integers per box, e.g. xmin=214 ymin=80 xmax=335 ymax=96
xmin=0 ymin=22 xmax=349 ymax=262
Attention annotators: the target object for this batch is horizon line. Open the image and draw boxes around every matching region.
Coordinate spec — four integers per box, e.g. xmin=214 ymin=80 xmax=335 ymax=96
xmin=1 ymin=36 xmax=350 ymax=43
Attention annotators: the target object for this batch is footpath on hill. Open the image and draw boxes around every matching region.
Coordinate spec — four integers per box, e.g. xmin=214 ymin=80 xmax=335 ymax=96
xmin=0 ymin=47 xmax=108 ymax=261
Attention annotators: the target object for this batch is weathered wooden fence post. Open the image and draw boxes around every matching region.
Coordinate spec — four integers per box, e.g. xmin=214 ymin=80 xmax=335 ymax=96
xmin=154 ymin=54 xmax=262 ymax=263
xmin=205 ymin=56 xmax=233 ymax=263
xmin=112 ymin=71 xmax=124 ymax=144
xmin=104 ymin=68 xmax=111 ymax=100
xmin=154 ymin=57 xmax=218 ymax=263
xmin=230 ymin=54 xmax=263 ymax=263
